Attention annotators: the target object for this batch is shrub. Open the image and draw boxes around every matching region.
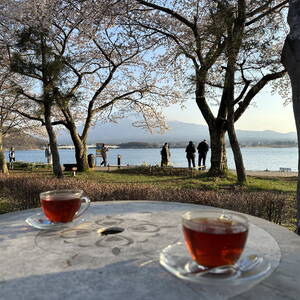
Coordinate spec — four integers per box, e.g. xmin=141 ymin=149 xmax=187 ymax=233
xmin=0 ymin=174 xmax=294 ymax=227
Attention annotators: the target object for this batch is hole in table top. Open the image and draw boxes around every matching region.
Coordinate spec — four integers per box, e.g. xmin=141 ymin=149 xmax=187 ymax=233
xmin=97 ymin=227 xmax=124 ymax=235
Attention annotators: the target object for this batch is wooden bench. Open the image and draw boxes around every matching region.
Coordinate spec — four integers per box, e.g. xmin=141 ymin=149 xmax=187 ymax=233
xmin=279 ymin=167 xmax=291 ymax=172
xmin=63 ymin=164 xmax=77 ymax=171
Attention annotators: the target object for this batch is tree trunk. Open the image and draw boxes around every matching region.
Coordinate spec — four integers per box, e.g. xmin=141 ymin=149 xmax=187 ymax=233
xmin=44 ymin=104 xmax=63 ymax=178
xmin=208 ymin=125 xmax=228 ymax=176
xmin=195 ymin=71 xmax=228 ymax=177
xmin=281 ymin=0 xmax=300 ymax=234
xmin=72 ymin=136 xmax=89 ymax=172
xmin=64 ymin=118 xmax=89 ymax=172
xmin=224 ymin=1 xmax=247 ymax=185
xmin=227 ymin=119 xmax=247 ymax=185
xmin=0 ymin=132 xmax=8 ymax=174
xmin=74 ymin=141 xmax=89 ymax=172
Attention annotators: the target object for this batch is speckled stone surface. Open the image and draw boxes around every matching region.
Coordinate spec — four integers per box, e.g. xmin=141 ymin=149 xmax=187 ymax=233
xmin=0 ymin=201 xmax=299 ymax=300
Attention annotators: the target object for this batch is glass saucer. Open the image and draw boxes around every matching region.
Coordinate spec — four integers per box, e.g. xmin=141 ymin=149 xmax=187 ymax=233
xmin=26 ymin=213 xmax=86 ymax=230
xmin=160 ymin=242 xmax=271 ymax=286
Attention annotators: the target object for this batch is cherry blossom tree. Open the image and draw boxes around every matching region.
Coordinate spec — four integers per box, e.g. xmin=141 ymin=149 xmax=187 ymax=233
xmin=0 ymin=31 xmax=43 ymax=174
xmin=0 ymin=72 xmax=17 ymax=173
xmin=47 ymin=0 xmax=182 ymax=171
xmin=0 ymin=0 xmax=67 ymax=177
xmin=133 ymin=0 xmax=289 ymax=183
xmin=2 ymin=0 xmax=183 ymax=172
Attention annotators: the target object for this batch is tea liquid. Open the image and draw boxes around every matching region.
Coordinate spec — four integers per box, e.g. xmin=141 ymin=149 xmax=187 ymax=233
xmin=41 ymin=197 xmax=81 ymax=223
xmin=183 ymin=217 xmax=248 ymax=267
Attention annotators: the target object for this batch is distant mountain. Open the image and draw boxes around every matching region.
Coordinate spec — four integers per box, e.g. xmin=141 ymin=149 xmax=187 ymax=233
xmin=56 ymin=119 xmax=297 ymax=146
xmin=4 ymin=131 xmax=46 ymax=150
xmin=56 ymin=120 xmax=209 ymax=144
xmin=117 ymin=142 xmax=161 ymax=148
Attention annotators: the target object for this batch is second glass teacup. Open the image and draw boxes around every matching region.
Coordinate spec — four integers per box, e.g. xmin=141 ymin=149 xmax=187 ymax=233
xmin=182 ymin=210 xmax=249 ymax=269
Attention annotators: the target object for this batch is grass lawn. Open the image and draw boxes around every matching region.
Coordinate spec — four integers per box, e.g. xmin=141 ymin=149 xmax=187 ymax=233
xmin=76 ymin=167 xmax=297 ymax=194
xmin=8 ymin=162 xmax=298 ymax=194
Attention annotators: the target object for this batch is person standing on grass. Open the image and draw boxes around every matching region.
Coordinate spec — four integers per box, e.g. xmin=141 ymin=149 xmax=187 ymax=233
xmin=45 ymin=144 xmax=52 ymax=164
xmin=161 ymin=142 xmax=171 ymax=167
xmin=100 ymin=144 xmax=109 ymax=166
xmin=185 ymin=141 xmax=196 ymax=169
xmin=8 ymin=147 xmax=15 ymax=170
xmin=197 ymin=139 xmax=209 ymax=169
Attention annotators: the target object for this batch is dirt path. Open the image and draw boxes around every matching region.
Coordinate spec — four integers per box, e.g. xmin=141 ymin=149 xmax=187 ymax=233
xmin=246 ymin=170 xmax=298 ymax=177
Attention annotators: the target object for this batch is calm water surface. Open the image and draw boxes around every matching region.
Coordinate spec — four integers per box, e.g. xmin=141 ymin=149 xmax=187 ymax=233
xmin=5 ymin=147 xmax=298 ymax=172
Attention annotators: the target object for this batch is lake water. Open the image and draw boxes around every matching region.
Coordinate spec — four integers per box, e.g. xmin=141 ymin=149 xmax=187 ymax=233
xmin=5 ymin=147 xmax=298 ymax=172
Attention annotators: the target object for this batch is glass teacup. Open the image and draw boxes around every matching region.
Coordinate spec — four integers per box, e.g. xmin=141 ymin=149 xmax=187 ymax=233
xmin=182 ymin=210 xmax=249 ymax=268
xmin=40 ymin=190 xmax=90 ymax=223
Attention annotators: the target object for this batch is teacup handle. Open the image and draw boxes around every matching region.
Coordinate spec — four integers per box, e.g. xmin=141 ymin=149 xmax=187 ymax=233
xmin=74 ymin=196 xmax=91 ymax=219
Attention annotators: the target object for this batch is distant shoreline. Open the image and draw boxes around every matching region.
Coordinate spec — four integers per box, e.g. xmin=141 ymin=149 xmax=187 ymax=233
xmin=5 ymin=144 xmax=298 ymax=151
xmin=241 ymin=145 xmax=297 ymax=148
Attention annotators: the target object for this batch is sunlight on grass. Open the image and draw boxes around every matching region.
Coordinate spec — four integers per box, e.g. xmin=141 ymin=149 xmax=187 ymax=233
xmin=247 ymin=176 xmax=297 ymax=193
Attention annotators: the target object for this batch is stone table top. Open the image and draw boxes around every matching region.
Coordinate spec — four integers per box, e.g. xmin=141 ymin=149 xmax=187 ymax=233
xmin=0 ymin=201 xmax=299 ymax=300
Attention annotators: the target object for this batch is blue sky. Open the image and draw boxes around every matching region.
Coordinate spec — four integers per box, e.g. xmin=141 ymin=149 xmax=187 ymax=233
xmin=164 ymin=91 xmax=295 ymax=134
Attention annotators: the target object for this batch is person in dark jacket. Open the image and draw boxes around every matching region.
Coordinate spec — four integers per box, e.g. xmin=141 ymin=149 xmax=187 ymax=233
xmin=45 ymin=144 xmax=52 ymax=164
xmin=161 ymin=143 xmax=171 ymax=167
xmin=197 ymin=139 xmax=209 ymax=169
xmin=100 ymin=144 xmax=109 ymax=166
xmin=185 ymin=141 xmax=196 ymax=169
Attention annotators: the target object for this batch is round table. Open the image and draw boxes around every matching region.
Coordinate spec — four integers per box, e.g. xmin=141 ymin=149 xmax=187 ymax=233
xmin=0 ymin=201 xmax=299 ymax=300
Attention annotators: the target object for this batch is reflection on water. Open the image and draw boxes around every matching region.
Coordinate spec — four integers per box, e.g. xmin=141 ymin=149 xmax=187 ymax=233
xmin=5 ymin=147 xmax=298 ymax=171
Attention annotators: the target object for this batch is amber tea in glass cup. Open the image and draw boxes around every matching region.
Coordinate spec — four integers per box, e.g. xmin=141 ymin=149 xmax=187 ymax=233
xmin=40 ymin=190 xmax=90 ymax=223
xmin=182 ymin=210 xmax=249 ymax=268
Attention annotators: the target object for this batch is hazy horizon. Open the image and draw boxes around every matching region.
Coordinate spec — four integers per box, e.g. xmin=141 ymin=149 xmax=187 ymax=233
xmin=56 ymin=119 xmax=297 ymax=145
xmin=165 ymin=118 xmax=297 ymax=134
xmin=163 ymin=88 xmax=295 ymax=134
